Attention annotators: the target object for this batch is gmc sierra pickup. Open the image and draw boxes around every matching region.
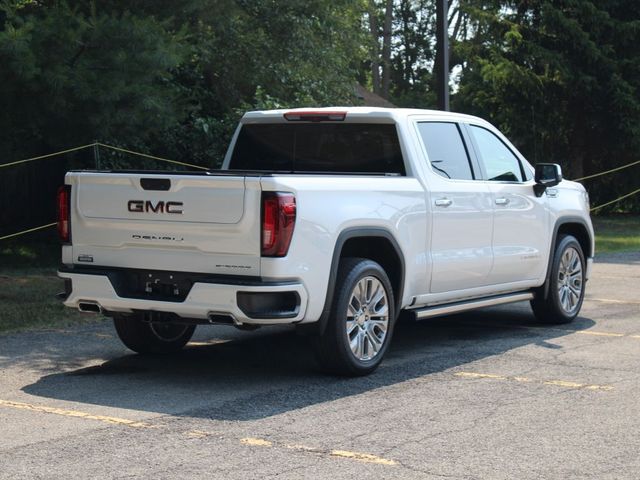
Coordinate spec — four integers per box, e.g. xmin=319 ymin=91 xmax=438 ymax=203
xmin=57 ymin=107 xmax=594 ymax=375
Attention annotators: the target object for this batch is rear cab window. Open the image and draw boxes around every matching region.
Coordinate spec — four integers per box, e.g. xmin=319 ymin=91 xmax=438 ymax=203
xmin=228 ymin=123 xmax=406 ymax=175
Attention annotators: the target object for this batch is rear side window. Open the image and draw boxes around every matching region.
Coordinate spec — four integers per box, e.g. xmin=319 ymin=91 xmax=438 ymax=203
xmin=229 ymin=124 xmax=405 ymax=175
xmin=417 ymin=122 xmax=474 ymax=180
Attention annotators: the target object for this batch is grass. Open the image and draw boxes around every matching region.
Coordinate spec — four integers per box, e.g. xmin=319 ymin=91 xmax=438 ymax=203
xmin=0 ymin=230 xmax=59 ymax=272
xmin=0 ymin=215 xmax=637 ymax=334
xmin=592 ymin=215 xmax=640 ymax=254
xmin=0 ymin=230 xmax=103 ymax=334
xmin=0 ymin=274 xmax=99 ymax=334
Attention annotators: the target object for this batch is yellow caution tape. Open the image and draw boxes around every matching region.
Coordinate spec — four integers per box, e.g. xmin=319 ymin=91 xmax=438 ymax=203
xmin=590 ymin=187 xmax=640 ymax=212
xmin=574 ymin=159 xmax=640 ymax=182
xmin=96 ymin=143 xmax=209 ymax=171
xmin=0 ymin=143 xmax=96 ymax=168
xmin=0 ymin=142 xmax=209 ymax=171
xmin=0 ymin=222 xmax=56 ymax=241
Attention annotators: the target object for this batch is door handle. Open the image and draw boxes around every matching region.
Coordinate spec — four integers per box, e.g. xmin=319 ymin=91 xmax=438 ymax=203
xmin=495 ymin=197 xmax=510 ymax=205
xmin=435 ymin=198 xmax=452 ymax=207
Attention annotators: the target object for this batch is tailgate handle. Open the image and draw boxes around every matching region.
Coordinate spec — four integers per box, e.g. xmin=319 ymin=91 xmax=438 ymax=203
xmin=140 ymin=178 xmax=171 ymax=191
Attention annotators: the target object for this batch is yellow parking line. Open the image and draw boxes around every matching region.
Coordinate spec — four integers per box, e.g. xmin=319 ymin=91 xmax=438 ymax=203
xmin=241 ymin=437 xmax=273 ymax=447
xmin=588 ymin=297 xmax=640 ymax=305
xmin=576 ymin=331 xmax=625 ymax=337
xmin=240 ymin=437 xmax=397 ymax=466
xmin=0 ymin=400 xmax=396 ymax=463
xmin=186 ymin=430 xmax=214 ymax=438
xmin=188 ymin=339 xmax=231 ymax=347
xmin=455 ymin=372 xmax=505 ymax=380
xmin=454 ymin=372 xmax=613 ymax=391
xmin=329 ymin=450 xmax=397 ymax=466
xmin=0 ymin=399 xmax=153 ymax=428
xmin=456 ymin=321 xmax=639 ymax=340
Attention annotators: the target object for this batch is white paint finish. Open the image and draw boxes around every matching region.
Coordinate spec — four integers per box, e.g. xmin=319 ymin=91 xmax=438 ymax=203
xmin=428 ymin=180 xmax=494 ymax=293
xmin=487 ymin=181 xmax=549 ymax=283
xmin=548 ymin=181 xmax=595 ymax=257
xmin=61 ymin=107 xmax=594 ymax=327
xmin=411 ymin=279 xmax=542 ymax=307
xmin=74 ymin=173 xmax=246 ymax=224
xmin=259 ymin=175 xmax=427 ymax=321
xmin=66 ymin=173 xmax=262 ymax=276
xmin=586 ymin=257 xmax=593 ymax=281
xmin=59 ymin=272 xmax=308 ymax=324
xmin=408 ymin=114 xmax=493 ymax=294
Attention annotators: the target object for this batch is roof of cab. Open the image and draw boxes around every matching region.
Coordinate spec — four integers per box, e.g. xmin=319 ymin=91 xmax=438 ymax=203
xmin=242 ymin=106 xmax=489 ymax=126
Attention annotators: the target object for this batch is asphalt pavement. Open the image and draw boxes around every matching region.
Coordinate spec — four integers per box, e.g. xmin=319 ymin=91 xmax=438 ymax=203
xmin=0 ymin=252 xmax=639 ymax=479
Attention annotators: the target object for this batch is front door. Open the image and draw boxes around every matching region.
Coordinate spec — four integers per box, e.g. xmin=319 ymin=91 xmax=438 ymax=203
xmin=466 ymin=124 xmax=549 ymax=284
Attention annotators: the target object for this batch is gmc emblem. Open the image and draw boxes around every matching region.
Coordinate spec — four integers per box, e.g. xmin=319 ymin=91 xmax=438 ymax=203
xmin=128 ymin=200 xmax=183 ymax=214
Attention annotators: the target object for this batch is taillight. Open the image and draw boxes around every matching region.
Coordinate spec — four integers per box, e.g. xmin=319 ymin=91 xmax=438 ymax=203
xmin=57 ymin=185 xmax=71 ymax=243
xmin=261 ymin=192 xmax=296 ymax=257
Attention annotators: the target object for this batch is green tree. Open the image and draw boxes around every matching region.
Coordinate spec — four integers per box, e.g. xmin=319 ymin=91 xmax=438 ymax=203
xmin=0 ymin=0 xmax=366 ymax=169
xmin=452 ymin=0 xmax=640 ymax=210
xmin=0 ymin=1 xmax=188 ymax=162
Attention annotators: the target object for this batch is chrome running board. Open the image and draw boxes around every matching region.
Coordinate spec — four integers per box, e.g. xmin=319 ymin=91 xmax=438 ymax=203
xmin=410 ymin=292 xmax=534 ymax=320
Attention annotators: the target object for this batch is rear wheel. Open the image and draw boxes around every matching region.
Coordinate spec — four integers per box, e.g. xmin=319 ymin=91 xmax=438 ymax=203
xmin=531 ymin=235 xmax=585 ymax=324
xmin=313 ymin=258 xmax=395 ymax=376
xmin=113 ymin=314 xmax=195 ymax=354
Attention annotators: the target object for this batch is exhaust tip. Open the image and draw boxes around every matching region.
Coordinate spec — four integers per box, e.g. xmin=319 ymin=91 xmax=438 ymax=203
xmin=207 ymin=312 xmax=240 ymax=326
xmin=78 ymin=302 xmax=102 ymax=314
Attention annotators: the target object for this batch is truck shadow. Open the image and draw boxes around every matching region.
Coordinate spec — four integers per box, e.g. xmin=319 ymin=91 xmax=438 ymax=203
xmin=22 ymin=304 xmax=595 ymax=421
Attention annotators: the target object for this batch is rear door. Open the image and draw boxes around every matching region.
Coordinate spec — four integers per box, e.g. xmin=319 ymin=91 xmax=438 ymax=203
xmin=414 ymin=121 xmax=494 ymax=293
xmin=68 ymin=172 xmax=262 ymax=276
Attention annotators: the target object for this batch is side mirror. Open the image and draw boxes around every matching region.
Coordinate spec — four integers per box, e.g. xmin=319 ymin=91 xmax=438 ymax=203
xmin=533 ymin=163 xmax=562 ymax=197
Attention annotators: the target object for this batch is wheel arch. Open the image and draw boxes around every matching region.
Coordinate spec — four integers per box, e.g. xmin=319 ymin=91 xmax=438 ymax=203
xmin=540 ymin=216 xmax=593 ymax=299
xmin=300 ymin=227 xmax=405 ymax=336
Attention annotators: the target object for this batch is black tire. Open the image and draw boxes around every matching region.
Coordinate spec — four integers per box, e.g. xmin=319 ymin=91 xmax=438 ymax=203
xmin=313 ymin=258 xmax=396 ymax=376
xmin=531 ymin=235 xmax=586 ymax=324
xmin=113 ymin=314 xmax=195 ymax=354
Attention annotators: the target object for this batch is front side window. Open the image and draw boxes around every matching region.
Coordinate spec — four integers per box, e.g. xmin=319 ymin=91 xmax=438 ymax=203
xmin=417 ymin=122 xmax=474 ymax=180
xmin=469 ymin=125 xmax=524 ymax=182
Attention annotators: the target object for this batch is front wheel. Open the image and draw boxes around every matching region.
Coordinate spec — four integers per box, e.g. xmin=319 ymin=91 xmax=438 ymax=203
xmin=313 ymin=258 xmax=395 ymax=376
xmin=531 ymin=235 xmax=586 ymax=324
xmin=113 ymin=314 xmax=195 ymax=354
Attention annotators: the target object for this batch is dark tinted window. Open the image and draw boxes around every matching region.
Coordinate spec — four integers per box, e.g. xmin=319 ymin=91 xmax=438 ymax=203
xmin=417 ymin=122 xmax=474 ymax=180
xmin=469 ymin=125 xmax=524 ymax=182
xmin=229 ymin=124 xmax=405 ymax=174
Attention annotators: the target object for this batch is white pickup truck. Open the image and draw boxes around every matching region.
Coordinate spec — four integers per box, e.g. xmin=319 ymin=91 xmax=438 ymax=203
xmin=57 ymin=107 xmax=594 ymax=375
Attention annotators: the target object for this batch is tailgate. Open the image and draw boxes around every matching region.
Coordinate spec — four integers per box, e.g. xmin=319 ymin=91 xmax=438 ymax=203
xmin=67 ymin=172 xmax=262 ymax=276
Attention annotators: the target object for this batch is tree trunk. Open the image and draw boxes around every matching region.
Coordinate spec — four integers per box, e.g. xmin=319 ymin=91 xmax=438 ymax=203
xmin=434 ymin=0 xmax=450 ymax=110
xmin=368 ymin=1 xmax=381 ymax=95
xmin=381 ymin=0 xmax=393 ymax=98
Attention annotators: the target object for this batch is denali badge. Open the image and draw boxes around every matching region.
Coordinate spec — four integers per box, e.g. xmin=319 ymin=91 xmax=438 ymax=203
xmin=132 ymin=234 xmax=184 ymax=242
xmin=128 ymin=200 xmax=183 ymax=214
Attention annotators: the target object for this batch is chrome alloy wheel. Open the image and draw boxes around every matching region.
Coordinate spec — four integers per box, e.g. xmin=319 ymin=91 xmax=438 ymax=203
xmin=345 ymin=276 xmax=389 ymax=361
xmin=557 ymin=246 xmax=583 ymax=314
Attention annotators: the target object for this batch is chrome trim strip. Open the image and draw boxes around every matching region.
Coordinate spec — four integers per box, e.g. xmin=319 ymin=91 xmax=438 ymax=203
xmin=413 ymin=292 xmax=534 ymax=320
